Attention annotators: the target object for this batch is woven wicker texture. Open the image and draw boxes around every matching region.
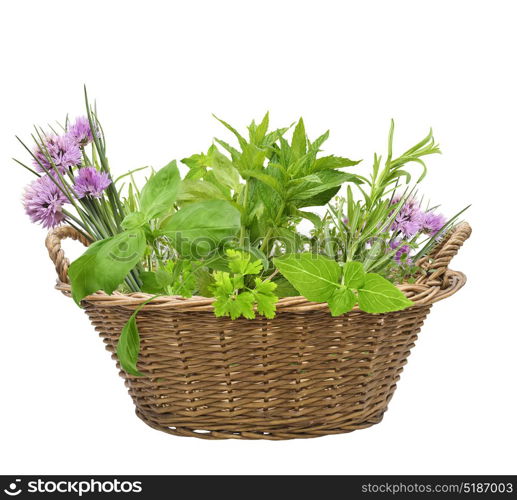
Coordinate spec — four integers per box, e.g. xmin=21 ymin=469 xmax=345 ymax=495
xmin=46 ymin=222 xmax=471 ymax=439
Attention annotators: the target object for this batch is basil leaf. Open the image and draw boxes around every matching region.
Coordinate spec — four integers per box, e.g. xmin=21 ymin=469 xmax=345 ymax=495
xmin=328 ymin=287 xmax=356 ymax=316
xmin=69 ymin=229 xmax=146 ymax=304
xmin=121 ymin=211 xmax=147 ymax=230
xmin=343 ymin=261 xmax=366 ymax=289
xmin=117 ymin=295 xmax=159 ymax=376
xmin=272 ymin=277 xmax=300 ymax=298
xmin=358 ymin=273 xmax=413 ymax=313
xmin=160 ymin=200 xmax=240 ymax=258
xmin=117 ymin=312 xmax=143 ymax=376
xmin=273 ymin=253 xmax=340 ymax=302
xmin=139 ymin=160 xmax=181 ymax=219
xmin=140 ymin=271 xmax=167 ymax=294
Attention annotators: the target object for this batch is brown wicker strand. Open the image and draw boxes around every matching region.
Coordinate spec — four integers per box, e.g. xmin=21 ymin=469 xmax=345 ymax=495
xmin=45 ymin=226 xmax=91 ymax=284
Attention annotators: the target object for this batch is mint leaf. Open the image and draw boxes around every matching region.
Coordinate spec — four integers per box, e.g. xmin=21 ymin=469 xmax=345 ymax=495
xmin=328 ymin=287 xmax=356 ymax=316
xmin=313 ymin=155 xmax=361 ymax=171
xmin=139 ymin=160 xmax=181 ymax=220
xmin=343 ymin=261 xmax=365 ymax=288
xmin=291 ymin=118 xmax=307 ymax=159
xmin=273 ymin=253 xmax=340 ymax=302
xmin=69 ymin=229 xmax=146 ymax=304
xmin=358 ymin=273 xmax=413 ymax=313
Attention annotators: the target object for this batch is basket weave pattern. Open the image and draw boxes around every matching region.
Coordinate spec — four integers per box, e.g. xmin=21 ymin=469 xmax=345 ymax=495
xmin=46 ymin=223 xmax=471 ymax=439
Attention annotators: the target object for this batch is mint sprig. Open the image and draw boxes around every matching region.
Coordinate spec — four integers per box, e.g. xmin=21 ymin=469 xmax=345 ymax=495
xmin=273 ymin=255 xmax=413 ymax=316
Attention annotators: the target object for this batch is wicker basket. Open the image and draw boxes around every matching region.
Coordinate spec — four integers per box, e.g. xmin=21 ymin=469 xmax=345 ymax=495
xmin=45 ymin=222 xmax=471 ymax=440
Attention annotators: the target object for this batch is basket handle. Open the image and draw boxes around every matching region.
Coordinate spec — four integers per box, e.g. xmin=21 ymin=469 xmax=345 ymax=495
xmin=416 ymin=222 xmax=472 ymax=285
xmin=45 ymin=226 xmax=91 ymax=284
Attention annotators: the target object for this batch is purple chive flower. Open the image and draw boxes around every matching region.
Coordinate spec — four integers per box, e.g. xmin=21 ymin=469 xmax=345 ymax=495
xmin=74 ymin=166 xmax=111 ymax=198
xmin=390 ymin=239 xmax=412 ymax=264
xmin=421 ymin=211 xmax=446 ymax=235
xmin=32 ymin=134 xmax=82 ymax=173
xmin=23 ymin=175 xmax=69 ymax=229
xmin=67 ymin=116 xmax=95 ymax=146
xmin=390 ymin=196 xmax=424 ymax=238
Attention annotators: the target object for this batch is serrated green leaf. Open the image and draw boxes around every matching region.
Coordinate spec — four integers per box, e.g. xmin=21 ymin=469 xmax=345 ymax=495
xmin=273 ymin=253 xmax=340 ymax=302
xmin=252 ymin=277 xmax=278 ymax=319
xmin=226 ymin=249 xmax=263 ymax=275
xmin=254 ymin=277 xmax=277 ymax=295
xmin=213 ymin=290 xmax=256 ymax=320
xmin=357 ymin=273 xmax=413 ymax=313
xmin=343 ymin=261 xmax=366 ymax=288
xmin=291 ymin=118 xmax=306 ymax=159
xmin=241 ymin=169 xmax=283 ymax=194
xmin=288 ymin=170 xmax=362 ymax=208
xmin=328 ymin=287 xmax=356 ymax=316
xmin=213 ymin=114 xmax=248 ymax=150
xmin=313 ymin=155 xmax=361 ymax=171
xmin=212 ymin=271 xmax=234 ymax=295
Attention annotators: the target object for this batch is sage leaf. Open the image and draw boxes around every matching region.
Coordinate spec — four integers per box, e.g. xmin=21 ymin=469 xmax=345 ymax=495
xmin=328 ymin=287 xmax=356 ymax=316
xmin=343 ymin=261 xmax=366 ymax=289
xmin=357 ymin=273 xmax=413 ymax=313
xmin=68 ymin=229 xmax=146 ymax=304
xmin=273 ymin=253 xmax=340 ymax=302
xmin=160 ymin=200 xmax=240 ymax=258
xmin=139 ymin=160 xmax=181 ymax=219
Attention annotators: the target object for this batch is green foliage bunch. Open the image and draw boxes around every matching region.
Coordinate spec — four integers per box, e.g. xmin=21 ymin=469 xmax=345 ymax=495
xmin=16 ymin=94 xmax=467 ymax=375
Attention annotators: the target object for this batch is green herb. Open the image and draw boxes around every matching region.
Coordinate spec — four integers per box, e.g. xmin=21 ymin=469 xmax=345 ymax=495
xmin=274 ymin=257 xmax=413 ymax=316
xmin=273 ymin=253 xmax=341 ymax=302
xmin=117 ymin=295 xmax=160 ymax=376
xmin=211 ymin=250 xmax=278 ymax=319
xmin=160 ymin=199 xmax=241 ymax=258
xmin=68 ymin=229 xmax=146 ymax=304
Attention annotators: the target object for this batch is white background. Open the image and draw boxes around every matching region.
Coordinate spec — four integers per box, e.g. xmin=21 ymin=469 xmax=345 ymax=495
xmin=1 ymin=0 xmax=516 ymax=475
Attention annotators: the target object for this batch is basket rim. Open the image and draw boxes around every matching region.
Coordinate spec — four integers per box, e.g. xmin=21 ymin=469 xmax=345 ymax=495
xmin=55 ymin=269 xmax=467 ymax=313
